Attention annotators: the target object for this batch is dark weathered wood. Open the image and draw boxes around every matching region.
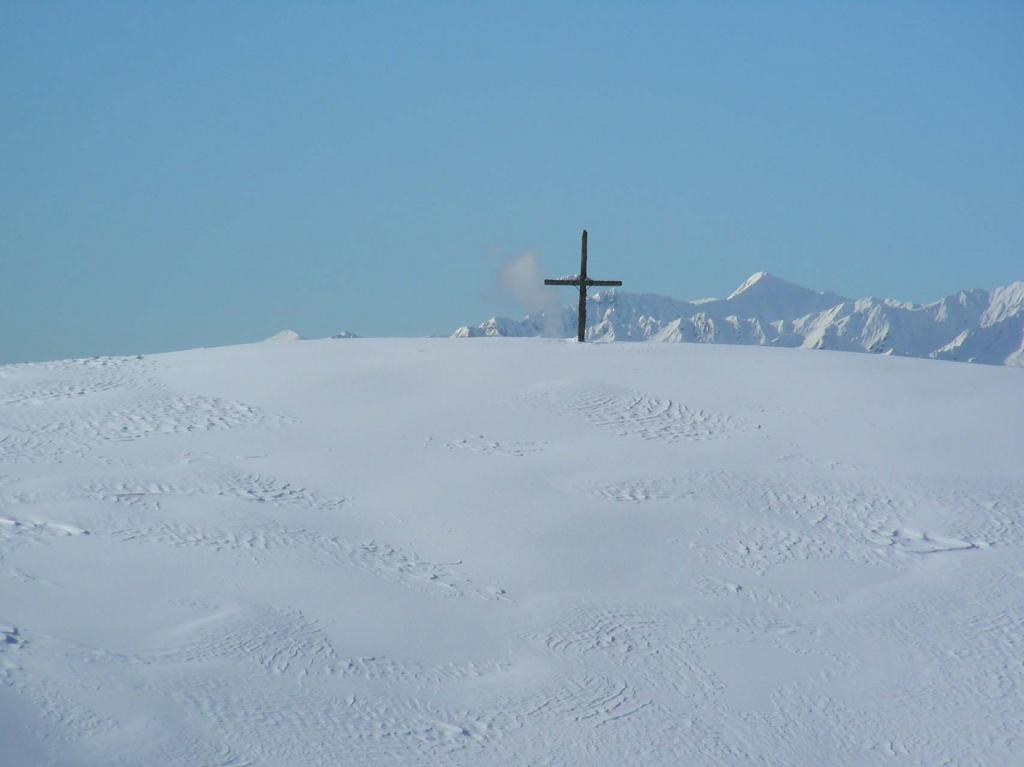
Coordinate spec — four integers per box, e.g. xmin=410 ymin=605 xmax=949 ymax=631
xmin=546 ymin=278 xmax=623 ymax=287
xmin=543 ymin=230 xmax=622 ymax=342
xmin=577 ymin=231 xmax=588 ymax=342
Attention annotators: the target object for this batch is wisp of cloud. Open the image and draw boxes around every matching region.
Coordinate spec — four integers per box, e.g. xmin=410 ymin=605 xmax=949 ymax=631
xmin=498 ymin=250 xmax=566 ymax=337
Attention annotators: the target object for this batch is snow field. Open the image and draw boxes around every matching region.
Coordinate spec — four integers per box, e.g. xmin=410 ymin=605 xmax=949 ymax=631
xmin=1 ymin=337 xmax=1022 ymax=765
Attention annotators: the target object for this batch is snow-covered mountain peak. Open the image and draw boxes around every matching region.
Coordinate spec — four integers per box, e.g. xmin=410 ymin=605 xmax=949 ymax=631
xmin=264 ymin=329 xmax=303 ymax=342
xmin=590 ymin=288 xmax=618 ymax=303
xmin=982 ymin=280 xmax=1024 ymax=326
xmin=715 ymin=272 xmax=848 ymax=323
xmin=725 ymin=270 xmax=845 ymax=303
xmin=727 ymin=271 xmax=773 ymax=299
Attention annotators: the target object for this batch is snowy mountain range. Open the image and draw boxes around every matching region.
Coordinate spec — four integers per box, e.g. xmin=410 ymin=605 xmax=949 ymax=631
xmin=453 ymin=272 xmax=1024 ymax=366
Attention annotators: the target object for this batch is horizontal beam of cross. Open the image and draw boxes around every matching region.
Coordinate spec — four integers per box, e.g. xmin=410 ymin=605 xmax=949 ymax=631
xmin=544 ymin=278 xmax=623 ymax=287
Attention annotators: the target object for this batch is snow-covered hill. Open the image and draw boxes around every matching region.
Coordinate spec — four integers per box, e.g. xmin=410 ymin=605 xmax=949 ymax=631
xmin=1 ymin=339 xmax=1023 ymax=765
xmin=454 ymin=273 xmax=1024 ymax=366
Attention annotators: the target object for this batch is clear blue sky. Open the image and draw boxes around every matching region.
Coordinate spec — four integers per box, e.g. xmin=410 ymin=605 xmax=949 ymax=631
xmin=2 ymin=2 xmax=1022 ymax=363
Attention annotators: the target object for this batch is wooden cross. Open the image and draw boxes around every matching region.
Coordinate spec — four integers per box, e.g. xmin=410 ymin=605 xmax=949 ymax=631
xmin=544 ymin=230 xmax=623 ymax=342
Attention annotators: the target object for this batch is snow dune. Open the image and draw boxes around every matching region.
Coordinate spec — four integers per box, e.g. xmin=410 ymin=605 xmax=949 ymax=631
xmin=1 ymin=338 xmax=1022 ymax=765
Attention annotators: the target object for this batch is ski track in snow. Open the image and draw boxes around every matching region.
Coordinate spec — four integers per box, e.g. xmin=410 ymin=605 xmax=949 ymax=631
xmin=523 ymin=380 xmax=753 ymax=443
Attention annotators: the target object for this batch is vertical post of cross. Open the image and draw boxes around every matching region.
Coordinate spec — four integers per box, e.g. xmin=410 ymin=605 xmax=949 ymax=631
xmin=577 ymin=230 xmax=588 ymax=342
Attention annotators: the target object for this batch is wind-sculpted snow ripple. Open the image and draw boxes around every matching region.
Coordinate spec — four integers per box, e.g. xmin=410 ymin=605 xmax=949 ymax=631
xmin=106 ymin=739 xmax=254 ymax=767
xmin=7 ymin=392 xmax=288 ymax=442
xmin=0 ymin=465 xmax=348 ymax=517
xmin=797 ymin=567 xmax=1024 ymax=763
xmin=722 ymin=473 xmax=1018 ymax=561
xmin=128 ymin=602 xmax=338 ymax=677
xmin=521 ymin=603 xmax=729 ymax=703
xmin=588 ymin=471 xmax=1022 ymax=572
xmin=108 ymin=520 xmax=489 ymax=598
xmin=8 ymin=674 xmax=118 ymax=742
xmin=165 ymin=663 xmax=710 ymax=766
xmin=511 ymin=674 xmax=651 ymax=729
xmin=0 ymin=463 xmax=488 ymax=599
xmin=427 ymin=434 xmax=547 ymax=457
xmin=0 ymin=377 xmax=129 ymax=407
xmin=0 ymin=429 xmax=85 ymax=463
xmin=0 ymin=355 xmax=299 ymax=466
xmin=3 ymin=629 xmax=252 ymax=767
xmin=177 ymin=681 xmax=505 ymax=766
xmin=692 ymin=524 xmax=864 ymax=576
xmin=586 ymin=474 xmax=707 ymax=502
xmin=329 ymin=655 xmax=509 ymax=687
xmin=0 ymin=355 xmax=152 ymax=407
xmin=0 ymin=393 xmax=293 ymax=465
xmin=523 ymin=380 xmax=753 ymax=443
xmin=80 ymin=471 xmax=348 ymax=512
